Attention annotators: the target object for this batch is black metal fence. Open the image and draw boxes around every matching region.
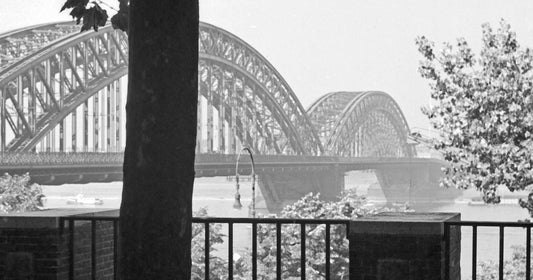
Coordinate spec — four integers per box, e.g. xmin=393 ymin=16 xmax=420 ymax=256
xmin=60 ymin=215 xmax=349 ymax=280
xmin=444 ymin=221 xmax=533 ymax=280
xmin=59 ymin=215 xmax=533 ymax=280
xmin=61 ymin=216 xmax=120 ymax=280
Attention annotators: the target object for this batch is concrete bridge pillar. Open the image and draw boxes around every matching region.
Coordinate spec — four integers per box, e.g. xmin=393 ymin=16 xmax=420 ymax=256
xmin=257 ymin=165 xmax=345 ymax=212
xmin=375 ymin=161 xmax=460 ymax=206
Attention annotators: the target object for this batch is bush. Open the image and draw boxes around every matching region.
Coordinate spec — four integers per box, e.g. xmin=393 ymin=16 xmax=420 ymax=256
xmin=477 ymin=245 xmax=532 ymax=280
xmin=192 ymin=190 xmax=410 ymax=279
xmin=191 ymin=207 xmax=249 ymax=280
xmin=0 ymin=173 xmax=44 ymax=213
xmin=248 ymin=190 xmax=410 ymax=280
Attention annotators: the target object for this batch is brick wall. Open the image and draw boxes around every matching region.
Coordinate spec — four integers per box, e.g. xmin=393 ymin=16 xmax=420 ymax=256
xmin=349 ymin=232 xmax=461 ymax=280
xmin=69 ymin=221 xmax=116 ymax=280
xmin=348 ymin=212 xmax=461 ymax=280
xmin=0 ymin=210 xmax=118 ymax=280
xmin=0 ymin=227 xmax=63 ymax=280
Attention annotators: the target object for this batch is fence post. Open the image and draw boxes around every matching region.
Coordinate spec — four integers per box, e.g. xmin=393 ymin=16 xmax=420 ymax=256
xmin=348 ymin=212 xmax=461 ymax=280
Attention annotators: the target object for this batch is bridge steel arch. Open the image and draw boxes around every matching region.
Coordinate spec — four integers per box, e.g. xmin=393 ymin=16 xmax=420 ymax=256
xmin=198 ymin=23 xmax=323 ymax=156
xmin=0 ymin=23 xmax=129 ymax=153
xmin=307 ymin=91 xmax=414 ymax=157
xmin=0 ymin=22 xmax=82 ymax=66
xmin=0 ymin=22 xmax=324 ymax=156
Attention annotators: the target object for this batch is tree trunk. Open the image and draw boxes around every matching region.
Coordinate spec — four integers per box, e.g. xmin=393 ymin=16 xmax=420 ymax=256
xmin=119 ymin=0 xmax=198 ymax=279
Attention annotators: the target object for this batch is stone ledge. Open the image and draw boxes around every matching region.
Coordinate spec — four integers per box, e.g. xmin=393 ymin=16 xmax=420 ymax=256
xmin=0 ymin=208 xmax=118 ymax=228
xmin=349 ymin=212 xmax=461 ymax=235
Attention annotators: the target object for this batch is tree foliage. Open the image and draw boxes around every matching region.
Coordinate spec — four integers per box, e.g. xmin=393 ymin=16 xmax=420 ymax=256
xmin=477 ymin=245 xmax=532 ymax=280
xmin=192 ymin=191 xmax=410 ymax=279
xmin=191 ymin=208 xmax=248 ymax=280
xmin=252 ymin=191 xmax=409 ymax=279
xmin=416 ymin=20 xmax=533 ymax=207
xmin=0 ymin=173 xmax=44 ymax=213
xmin=60 ymin=0 xmax=128 ymax=32
xmin=252 ymin=191 xmax=376 ymax=279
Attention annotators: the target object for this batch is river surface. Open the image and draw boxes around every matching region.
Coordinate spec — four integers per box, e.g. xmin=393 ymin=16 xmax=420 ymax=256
xmin=40 ymin=174 xmax=532 ymax=279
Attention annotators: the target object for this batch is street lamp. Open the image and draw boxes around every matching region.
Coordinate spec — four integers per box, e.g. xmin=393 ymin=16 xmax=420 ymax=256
xmin=233 ymin=147 xmax=256 ymax=218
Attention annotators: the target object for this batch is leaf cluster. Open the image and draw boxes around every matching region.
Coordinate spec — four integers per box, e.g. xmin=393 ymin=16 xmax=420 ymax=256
xmin=477 ymin=245 xmax=532 ymax=279
xmin=60 ymin=0 xmax=129 ymax=33
xmin=216 ymin=191 xmax=409 ymax=279
xmin=191 ymin=207 xmax=248 ymax=280
xmin=189 ymin=191 xmax=410 ymax=279
xmin=0 ymin=173 xmax=45 ymax=213
xmin=416 ymin=20 xmax=533 ymax=206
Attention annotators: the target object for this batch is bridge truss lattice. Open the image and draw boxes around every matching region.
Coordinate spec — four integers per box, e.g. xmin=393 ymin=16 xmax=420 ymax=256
xmin=307 ymin=91 xmax=414 ymax=157
xmin=0 ymin=22 xmax=412 ymax=157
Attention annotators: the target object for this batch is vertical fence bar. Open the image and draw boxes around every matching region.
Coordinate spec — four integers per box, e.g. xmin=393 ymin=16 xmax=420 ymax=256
xmin=69 ymin=219 xmax=74 ymax=280
xmin=527 ymin=226 xmax=531 ymax=280
xmin=301 ymin=223 xmax=306 ymax=280
xmin=91 ymin=220 xmax=96 ymax=280
xmin=252 ymin=223 xmax=257 ymax=280
xmin=113 ymin=220 xmax=118 ymax=280
xmin=499 ymin=226 xmax=504 ymax=280
xmin=205 ymin=222 xmax=210 ymax=280
xmin=325 ymin=223 xmax=330 ymax=279
xmin=472 ymin=225 xmax=477 ymax=280
xmin=228 ymin=222 xmax=233 ymax=280
xmin=276 ymin=223 xmax=282 ymax=279
xmin=444 ymin=223 xmax=450 ymax=280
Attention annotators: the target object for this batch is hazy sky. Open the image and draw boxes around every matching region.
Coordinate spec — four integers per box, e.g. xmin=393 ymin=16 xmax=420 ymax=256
xmin=2 ymin=0 xmax=533 ymax=131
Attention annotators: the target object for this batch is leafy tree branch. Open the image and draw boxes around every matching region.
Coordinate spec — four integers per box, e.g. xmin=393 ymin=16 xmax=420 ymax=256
xmin=416 ymin=20 xmax=533 ymax=211
xmin=60 ymin=0 xmax=128 ymax=32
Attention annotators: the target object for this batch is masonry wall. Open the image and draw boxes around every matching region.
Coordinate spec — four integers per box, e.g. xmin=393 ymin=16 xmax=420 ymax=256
xmin=70 ymin=221 xmax=116 ymax=280
xmin=0 ymin=213 xmax=117 ymax=280
xmin=348 ymin=213 xmax=461 ymax=280
xmin=0 ymin=227 xmax=64 ymax=280
xmin=349 ymin=229 xmax=461 ymax=280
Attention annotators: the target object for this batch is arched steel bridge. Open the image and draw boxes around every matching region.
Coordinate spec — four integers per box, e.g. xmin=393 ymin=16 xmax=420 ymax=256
xmin=0 ymin=22 xmax=461 ymax=208
xmin=0 ymin=21 xmax=413 ymax=158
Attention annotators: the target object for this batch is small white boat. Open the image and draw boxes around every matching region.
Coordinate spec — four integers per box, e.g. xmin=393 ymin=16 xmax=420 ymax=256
xmin=468 ymin=199 xmax=485 ymax=206
xmin=66 ymin=194 xmax=104 ymax=205
xmin=468 ymin=197 xmax=519 ymax=206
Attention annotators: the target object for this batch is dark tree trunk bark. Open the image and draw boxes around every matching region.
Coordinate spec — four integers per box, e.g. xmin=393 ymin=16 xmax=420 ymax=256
xmin=119 ymin=0 xmax=198 ymax=279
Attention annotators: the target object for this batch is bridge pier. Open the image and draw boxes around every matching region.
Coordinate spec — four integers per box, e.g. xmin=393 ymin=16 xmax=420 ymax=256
xmin=257 ymin=165 xmax=345 ymax=212
xmin=375 ymin=162 xmax=461 ymax=206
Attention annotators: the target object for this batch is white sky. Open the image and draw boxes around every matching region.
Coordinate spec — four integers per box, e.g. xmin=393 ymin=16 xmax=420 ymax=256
xmin=2 ymin=0 xmax=533 ymax=130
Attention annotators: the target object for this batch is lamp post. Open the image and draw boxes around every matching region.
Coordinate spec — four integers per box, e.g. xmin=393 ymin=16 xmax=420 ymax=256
xmin=233 ymin=147 xmax=256 ymax=218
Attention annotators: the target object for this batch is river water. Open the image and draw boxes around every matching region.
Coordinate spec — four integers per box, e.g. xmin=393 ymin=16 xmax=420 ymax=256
xmin=40 ymin=173 xmax=532 ymax=279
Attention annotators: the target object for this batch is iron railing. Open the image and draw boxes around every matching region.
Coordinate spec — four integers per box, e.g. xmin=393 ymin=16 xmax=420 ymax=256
xmin=0 ymin=152 xmax=124 ymax=166
xmin=60 ymin=215 xmax=349 ymax=280
xmin=60 ymin=214 xmax=120 ymax=280
xmin=444 ymin=221 xmax=533 ymax=280
xmin=0 ymin=151 xmax=437 ymax=167
xmin=0 ymin=152 xmax=340 ymax=166
xmin=59 ymin=214 xmax=533 ymax=280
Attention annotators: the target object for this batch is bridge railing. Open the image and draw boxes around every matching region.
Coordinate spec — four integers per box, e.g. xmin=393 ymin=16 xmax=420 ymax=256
xmin=0 ymin=152 xmax=343 ymax=167
xmin=1 ymin=151 xmax=435 ymax=166
xmin=0 ymin=152 xmax=124 ymax=166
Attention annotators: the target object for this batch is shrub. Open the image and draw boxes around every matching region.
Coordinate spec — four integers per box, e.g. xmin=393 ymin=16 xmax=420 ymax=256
xmin=249 ymin=190 xmax=410 ymax=280
xmin=192 ymin=190 xmax=410 ymax=279
xmin=477 ymin=245 xmax=531 ymax=280
xmin=0 ymin=173 xmax=44 ymax=213
xmin=191 ymin=207 xmax=248 ymax=280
